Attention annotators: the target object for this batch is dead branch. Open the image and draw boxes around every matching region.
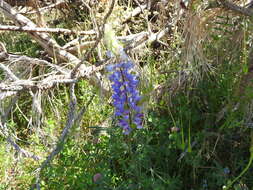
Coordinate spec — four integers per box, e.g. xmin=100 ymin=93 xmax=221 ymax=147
xmin=32 ymin=86 xmax=94 ymax=190
xmin=0 ymin=26 xmax=166 ymax=100
xmin=0 ymin=121 xmax=41 ymax=160
xmin=7 ymin=53 xmax=70 ymax=74
xmin=0 ymin=63 xmax=19 ymax=81
xmin=63 ymin=32 xmax=149 ymax=55
xmin=0 ymin=25 xmax=96 ymax=35
xmin=123 ymin=3 xmax=148 ymax=23
xmin=37 ymin=94 xmax=94 ymax=171
xmin=24 ymin=0 xmax=67 ymax=14
xmin=0 ymin=0 xmax=110 ymax=98
xmin=125 ymin=28 xmax=169 ymax=51
xmin=218 ymin=0 xmax=253 ymax=16
xmin=64 ymin=40 xmax=96 ymax=54
xmin=0 ymin=94 xmax=18 ymax=123
xmin=0 ymin=0 xmax=80 ymax=63
xmin=0 ymin=57 xmax=111 ymax=100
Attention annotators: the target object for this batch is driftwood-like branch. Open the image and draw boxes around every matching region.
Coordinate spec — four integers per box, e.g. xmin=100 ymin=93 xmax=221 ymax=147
xmin=0 ymin=25 xmax=96 ymax=35
xmin=0 ymin=0 xmax=110 ymax=97
xmin=123 ymin=3 xmax=148 ymax=23
xmin=62 ymin=28 xmax=166 ymax=56
xmin=63 ymin=32 xmax=149 ymax=55
xmin=0 ymin=63 xmax=19 ymax=81
xmin=0 ymin=27 xmax=167 ymax=100
xmin=24 ymin=0 xmax=67 ymax=14
xmin=37 ymin=94 xmax=94 ymax=172
xmin=0 ymin=60 xmax=110 ymax=100
xmin=32 ymin=85 xmax=95 ymax=190
xmin=125 ymin=27 xmax=169 ymax=50
xmin=0 ymin=121 xmax=41 ymax=160
xmin=0 ymin=0 xmax=80 ymax=63
xmin=219 ymin=0 xmax=253 ymax=16
xmin=64 ymin=40 xmax=96 ymax=54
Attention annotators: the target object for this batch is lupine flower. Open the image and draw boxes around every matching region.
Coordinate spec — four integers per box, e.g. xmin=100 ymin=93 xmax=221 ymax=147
xmin=223 ymin=167 xmax=230 ymax=175
xmin=107 ymin=50 xmax=143 ymax=134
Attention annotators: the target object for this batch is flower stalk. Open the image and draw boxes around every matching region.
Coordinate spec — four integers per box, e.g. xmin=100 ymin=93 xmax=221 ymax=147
xmin=104 ymin=24 xmax=143 ymax=134
xmin=107 ymin=54 xmax=143 ymax=134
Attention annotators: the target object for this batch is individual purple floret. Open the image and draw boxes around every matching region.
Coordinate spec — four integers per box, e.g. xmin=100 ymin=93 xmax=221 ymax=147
xmin=107 ymin=51 xmax=143 ymax=134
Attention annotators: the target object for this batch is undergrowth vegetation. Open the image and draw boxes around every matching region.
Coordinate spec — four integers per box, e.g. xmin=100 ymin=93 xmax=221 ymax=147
xmin=1 ymin=0 xmax=253 ymax=189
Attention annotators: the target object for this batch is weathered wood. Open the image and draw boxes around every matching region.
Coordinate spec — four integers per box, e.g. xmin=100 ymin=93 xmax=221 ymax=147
xmin=0 ymin=0 xmax=80 ymax=63
xmin=0 ymin=0 xmax=110 ymax=100
xmin=0 ymin=25 xmax=96 ymax=35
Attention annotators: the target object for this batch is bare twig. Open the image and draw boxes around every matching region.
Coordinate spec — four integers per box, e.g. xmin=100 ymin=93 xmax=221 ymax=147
xmin=0 ymin=63 xmax=19 ymax=81
xmin=0 ymin=0 xmax=80 ymax=63
xmin=0 ymin=59 xmax=110 ymax=100
xmin=219 ymin=0 xmax=253 ymax=16
xmin=7 ymin=53 xmax=70 ymax=74
xmin=63 ymin=32 xmax=149 ymax=54
xmin=125 ymin=27 xmax=169 ymax=50
xmin=0 ymin=121 xmax=41 ymax=160
xmin=0 ymin=25 xmax=96 ymax=35
xmin=71 ymin=0 xmax=116 ymax=76
xmin=24 ymin=0 xmax=67 ymax=14
xmin=33 ymin=92 xmax=94 ymax=189
xmin=123 ymin=3 xmax=148 ymax=23
xmin=0 ymin=0 xmax=110 ymax=97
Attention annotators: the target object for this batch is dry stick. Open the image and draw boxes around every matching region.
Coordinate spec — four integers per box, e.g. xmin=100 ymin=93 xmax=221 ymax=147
xmin=63 ymin=32 xmax=149 ymax=54
xmin=32 ymin=93 xmax=94 ymax=190
xmin=10 ymin=54 xmax=70 ymax=74
xmin=0 ymin=63 xmax=19 ymax=81
xmin=0 ymin=25 xmax=96 ymax=35
xmin=1 ymin=95 xmax=18 ymax=123
xmin=65 ymin=40 xmax=96 ymax=54
xmin=0 ymin=0 xmax=80 ymax=63
xmin=0 ymin=30 xmax=161 ymax=99
xmin=0 ymin=11 xmax=163 ymax=99
xmin=8 ymin=53 xmax=70 ymax=74
xmin=71 ymin=0 xmax=116 ymax=76
xmin=63 ymin=2 xmax=148 ymax=54
xmin=122 ymin=3 xmax=148 ymax=23
xmin=0 ymin=1 xmax=109 ymax=96
xmin=0 ymin=122 xmax=41 ymax=161
xmin=219 ymin=0 xmax=253 ymax=16
xmin=0 ymin=60 xmax=110 ymax=100
xmin=24 ymin=0 xmax=67 ymax=14
xmin=125 ymin=27 xmax=169 ymax=51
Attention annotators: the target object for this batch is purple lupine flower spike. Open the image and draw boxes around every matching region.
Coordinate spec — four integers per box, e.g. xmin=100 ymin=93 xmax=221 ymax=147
xmin=107 ymin=50 xmax=143 ymax=134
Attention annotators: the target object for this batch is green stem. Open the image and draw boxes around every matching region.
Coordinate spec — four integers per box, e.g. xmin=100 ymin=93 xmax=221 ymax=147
xmin=225 ymin=156 xmax=253 ymax=190
xmin=225 ymin=131 xmax=253 ymax=190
